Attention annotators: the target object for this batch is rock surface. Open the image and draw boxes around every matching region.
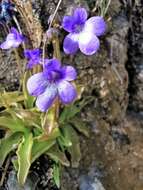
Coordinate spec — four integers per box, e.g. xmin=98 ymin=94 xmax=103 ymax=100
xmin=79 ymin=176 xmax=106 ymax=190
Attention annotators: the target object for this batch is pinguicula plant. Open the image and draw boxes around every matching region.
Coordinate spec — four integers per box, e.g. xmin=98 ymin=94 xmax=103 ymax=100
xmin=0 ymin=1 xmax=108 ymax=188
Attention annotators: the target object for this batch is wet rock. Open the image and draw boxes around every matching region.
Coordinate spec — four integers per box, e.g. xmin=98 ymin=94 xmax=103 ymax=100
xmin=79 ymin=176 xmax=106 ymax=190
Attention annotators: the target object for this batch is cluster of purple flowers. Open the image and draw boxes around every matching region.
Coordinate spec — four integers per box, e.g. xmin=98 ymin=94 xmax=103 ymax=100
xmin=0 ymin=7 xmax=106 ymax=112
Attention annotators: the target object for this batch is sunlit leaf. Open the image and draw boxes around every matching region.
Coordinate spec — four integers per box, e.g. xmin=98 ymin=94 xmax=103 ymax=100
xmin=41 ymin=106 xmax=58 ymax=135
xmin=37 ymin=127 xmax=60 ymax=141
xmin=17 ymin=133 xmax=33 ymax=185
xmin=58 ymin=127 xmax=72 ymax=148
xmin=14 ymin=109 xmax=41 ymax=129
xmin=0 ymin=91 xmax=24 ymax=108
xmin=47 ymin=144 xmax=70 ymax=167
xmin=31 ymin=139 xmax=56 ymax=163
xmin=53 ymin=164 xmax=60 ymax=188
xmin=76 ymin=84 xmax=85 ymax=100
xmin=0 ymin=116 xmax=26 ymax=133
xmin=0 ymin=132 xmax=22 ymax=166
xmin=70 ymin=117 xmax=90 ymax=137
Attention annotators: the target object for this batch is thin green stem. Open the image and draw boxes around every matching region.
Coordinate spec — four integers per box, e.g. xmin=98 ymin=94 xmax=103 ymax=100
xmin=104 ymin=0 xmax=111 ymax=16
xmin=48 ymin=0 xmax=63 ymax=29
xmin=12 ymin=15 xmax=26 ymax=51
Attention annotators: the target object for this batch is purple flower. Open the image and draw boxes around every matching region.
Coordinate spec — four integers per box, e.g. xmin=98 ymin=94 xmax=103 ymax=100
xmin=0 ymin=27 xmax=24 ymax=49
xmin=24 ymin=49 xmax=42 ymax=69
xmin=62 ymin=8 xmax=106 ymax=55
xmin=27 ymin=58 xmax=77 ymax=112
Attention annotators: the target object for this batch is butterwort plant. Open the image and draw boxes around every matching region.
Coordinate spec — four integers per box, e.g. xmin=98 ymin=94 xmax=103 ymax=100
xmin=0 ymin=3 xmax=107 ymax=188
xmin=62 ymin=8 xmax=106 ymax=55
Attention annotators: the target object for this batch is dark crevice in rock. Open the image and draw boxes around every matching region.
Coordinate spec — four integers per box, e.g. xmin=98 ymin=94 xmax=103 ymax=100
xmin=125 ymin=0 xmax=143 ymax=112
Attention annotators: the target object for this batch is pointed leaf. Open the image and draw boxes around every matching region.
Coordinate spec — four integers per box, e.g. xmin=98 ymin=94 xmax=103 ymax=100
xmin=59 ymin=105 xmax=80 ymax=124
xmin=31 ymin=139 xmax=56 ymax=163
xmin=65 ymin=126 xmax=81 ymax=168
xmin=37 ymin=126 xmax=60 ymax=141
xmin=41 ymin=106 xmax=58 ymax=135
xmin=59 ymin=97 xmax=94 ymax=124
xmin=14 ymin=109 xmax=41 ymax=129
xmin=70 ymin=117 xmax=90 ymax=137
xmin=0 ymin=91 xmax=24 ymax=108
xmin=0 ymin=132 xmax=22 ymax=166
xmin=58 ymin=127 xmax=72 ymax=148
xmin=47 ymin=144 xmax=70 ymax=167
xmin=17 ymin=133 xmax=33 ymax=185
xmin=0 ymin=116 xmax=26 ymax=132
xmin=53 ymin=164 xmax=60 ymax=188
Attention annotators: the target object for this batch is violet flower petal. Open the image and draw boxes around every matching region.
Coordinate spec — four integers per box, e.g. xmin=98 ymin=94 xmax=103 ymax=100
xmin=0 ymin=34 xmax=15 ymax=49
xmin=27 ymin=73 xmax=48 ymax=96
xmin=84 ymin=16 xmax=106 ymax=36
xmin=73 ymin=8 xmax=88 ymax=24
xmin=63 ymin=33 xmax=79 ymax=54
xmin=10 ymin=27 xmax=24 ymax=43
xmin=36 ymin=84 xmax=57 ymax=112
xmin=0 ymin=27 xmax=24 ymax=49
xmin=61 ymin=66 xmax=77 ymax=81
xmin=62 ymin=15 xmax=76 ymax=33
xmin=24 ymin=49 xmax=41 ymax=59
xmin=57 ymin=80 xmax=77 ymax=104
xmin=44 ymin=58 xmax=61 ymax=71
xmin=26 ymin=59 xmax=41 ymax=69
xmin=79 ymin=32 xmax=100 ymax=55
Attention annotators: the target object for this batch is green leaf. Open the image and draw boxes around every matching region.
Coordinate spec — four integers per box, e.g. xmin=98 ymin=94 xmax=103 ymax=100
xmin=0 ymin=132 xmax=22 ymax=166
xmin=12 ymin=159 xmax=19 ymax=171
xmin=70 ymin=117 xmax=90 ymax=137
xmin=17 ymin=133 xmax=33 ymax=185
xmin=31 ymin=139 xmax=56 ymax=163
xmin=58 ymin=127 xmax=72 ymax=148
xmin=0 ymin=91 xmax=24 ymax=108
xmin=13 ymin=109 xmax=41 ymax=130
xmin=59 ymin=97 xmax=94 ymax=124
xmin=37 ymin=126 xmax=60 ymax=141
xmin=41 ymin=107 xmax=58 ymax=135
xmin=65 ymin=126 xmax=81 ymax=168
xmin=47 ymin=144 xmax=70 ymax=167
xmin=0 ymin=116 xmax=26 ymax=132
xmin=59 ymin=105 xmax=80 ymax=124
xmin=23 ymin=71 xmax=35 ymax=109
xmin=53 ymin=164 xmax=60 ymax=188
